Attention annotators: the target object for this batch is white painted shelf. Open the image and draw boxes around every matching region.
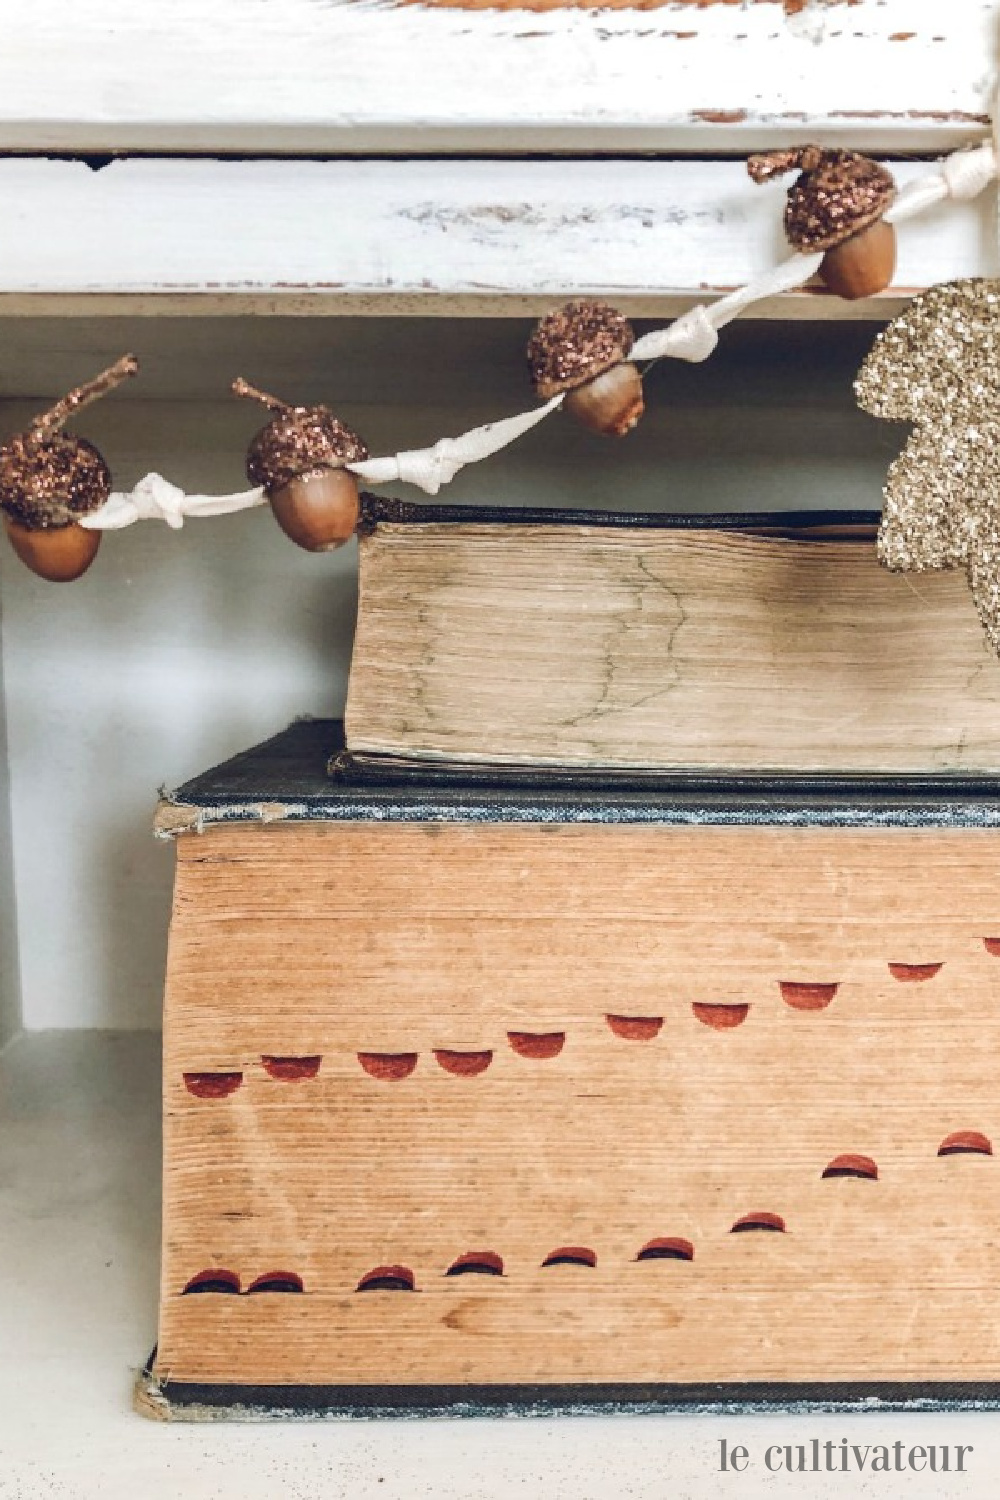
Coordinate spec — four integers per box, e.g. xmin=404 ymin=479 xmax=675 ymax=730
xmin=0 ymin=0 xmax=995 ymax=156
xmin=1 ymin=156 xmax=995 ymax=317
xmin=0 ymin=1030 xmax=995 ymax=1498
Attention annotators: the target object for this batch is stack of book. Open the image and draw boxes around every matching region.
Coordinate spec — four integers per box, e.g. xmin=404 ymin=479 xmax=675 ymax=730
xmin=145 ymin=501 xmax=1000 ymax=1419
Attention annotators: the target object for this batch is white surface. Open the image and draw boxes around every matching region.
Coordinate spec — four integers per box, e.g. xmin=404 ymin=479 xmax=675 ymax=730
xmin=0 ymin=156 xmax=996 ymax=318
xmin=0 ymin=1029 xmax=997 ymax=1500
xmin=0 ymin=318 xmax=903 ymax=1031
xmin=0 ymin=0 xmax=994 ymax=155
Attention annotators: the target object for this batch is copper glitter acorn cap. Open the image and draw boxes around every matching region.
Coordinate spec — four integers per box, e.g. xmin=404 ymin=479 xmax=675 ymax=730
xmin=527 ymin=301 xmax=635 ymax=401
xmin=0 ymin=433 xmax=110 ymax=530
xmin=747 ymin=147 xmax=895 ymax=253
xmin=233 ymin=378 xmax=369 ymax=494
xmin=0 ymin=354 xmax=138 ymax=530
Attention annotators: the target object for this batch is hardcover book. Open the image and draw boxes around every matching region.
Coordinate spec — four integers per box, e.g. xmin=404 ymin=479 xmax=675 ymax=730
xmin=342 ymin=503 xmax=1000 ymax=779
xmin=142 ymin=721 xmax=1000 ymax=1418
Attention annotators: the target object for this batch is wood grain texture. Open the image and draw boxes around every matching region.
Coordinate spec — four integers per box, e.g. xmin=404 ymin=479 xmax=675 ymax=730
xmin=2 ymin=157 xmax=994 ymax=318
xmin=347 ymin=526 xmax=1000 ymax=773
xmin=158 ymin=820 xmax=1000 ymax=1385
xmin=0 ymin=1 xmax=992 ymax=155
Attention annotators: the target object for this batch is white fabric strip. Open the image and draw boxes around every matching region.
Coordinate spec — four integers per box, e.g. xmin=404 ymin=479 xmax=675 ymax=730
xmin=77 ymin=131 xmax=998 ymax=529
xmin=885 ymin=139 xmax=997 ymax=225
xmin=349 ymin=394 xmax=563 ymax=496
xmin=81 ymin=472 xmax=266 ymax=530
xmin=631 ymin=250 xmax=825 ymax=366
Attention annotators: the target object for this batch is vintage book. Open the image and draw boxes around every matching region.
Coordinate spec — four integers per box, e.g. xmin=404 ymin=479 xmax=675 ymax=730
xmin=141 ymin=720 xmax=1000 ymax=1418
xmin=342 ymin=502 xmax=1000 ymax=779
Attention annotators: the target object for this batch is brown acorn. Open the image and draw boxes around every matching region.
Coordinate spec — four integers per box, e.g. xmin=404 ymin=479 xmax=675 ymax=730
xmin=526 ymin=301 xmax=644 ymax=437
xmin=0 ymin=354 xmax=139 ymax=581
xmin=747 ymin=146 xmax=896 ymax=301
xmin=232 ymin=378 xmax=368 ymax=552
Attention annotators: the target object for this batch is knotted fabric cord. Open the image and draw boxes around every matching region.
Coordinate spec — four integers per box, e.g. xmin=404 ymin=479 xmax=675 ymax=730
xmin=80 ymin=135 xmax=999 ymax=529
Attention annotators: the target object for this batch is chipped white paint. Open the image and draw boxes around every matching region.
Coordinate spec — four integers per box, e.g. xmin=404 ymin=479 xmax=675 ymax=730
xmin=0 ymin=0 xmax=995 ymax=154
xmin=0 ymin=155 xmax=996 ymax=317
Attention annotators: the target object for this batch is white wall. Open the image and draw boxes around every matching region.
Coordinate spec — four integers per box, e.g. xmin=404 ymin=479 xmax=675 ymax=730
xmin=0 ymin=317 xmax=899 ymax=1029
xmin=0 ymin=610 xmax=19 ymax=1044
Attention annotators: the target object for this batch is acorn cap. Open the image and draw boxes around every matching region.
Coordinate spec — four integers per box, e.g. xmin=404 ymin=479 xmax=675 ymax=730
xmin=527 ymin=301 xmax=635 ymax=401
xmin=0 ymin=432 xmax=111 ymax=529
xmin=232 ymin=380 xmax=368 ymax=494
xmin=747 ymin=146 xmax=895 ymax=254
xmin=0 ymin=354 xmax=137 ymax=531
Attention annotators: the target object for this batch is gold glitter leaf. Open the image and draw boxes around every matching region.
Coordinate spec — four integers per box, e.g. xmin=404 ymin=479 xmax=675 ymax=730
xmin=856 ymin=278 xmax=1000 ymax=656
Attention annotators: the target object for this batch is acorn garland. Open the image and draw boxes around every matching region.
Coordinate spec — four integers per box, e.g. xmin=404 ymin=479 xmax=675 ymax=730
xmin=0 ymin=141 xmax=987 ymax=587
xmin=0 ymin=354 xmax=139 ymax=581
xmin=747 ymin=147 xmax=896 ymax=300
xmin=233 ymin=378 xmax=368 ymax=553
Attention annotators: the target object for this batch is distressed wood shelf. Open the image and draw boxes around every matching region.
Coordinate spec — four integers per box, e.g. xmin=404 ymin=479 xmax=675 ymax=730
xmin=0 ymin=156 xmax=994 ymax=318
xmin=0 ymin=0 xmax=995 ymax=155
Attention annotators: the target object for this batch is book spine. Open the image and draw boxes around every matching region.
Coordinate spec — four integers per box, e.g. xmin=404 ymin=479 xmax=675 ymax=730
xmin=358 ymin=494 xmax=879 ymax=537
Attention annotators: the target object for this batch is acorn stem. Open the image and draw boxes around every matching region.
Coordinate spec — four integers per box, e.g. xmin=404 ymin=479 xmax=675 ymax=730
xmin=31 ymin=354 xmax=139 ymax=439
xmin=231 ymin=377 xmax=292 ymax=414
xmin=746 ymin=145 xmax=825 ymax=184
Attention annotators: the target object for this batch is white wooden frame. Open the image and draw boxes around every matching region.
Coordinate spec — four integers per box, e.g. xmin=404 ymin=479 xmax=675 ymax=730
xmin=0 ymin=156 xmax=995 ymax=317
xmin=0 ymin=0 xmax=995 ymax=156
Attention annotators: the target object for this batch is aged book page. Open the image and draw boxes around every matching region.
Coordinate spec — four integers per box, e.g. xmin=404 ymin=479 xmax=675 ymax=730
xmin=346 ymin=524 xmax=1000 ymax=773
xmin=158 ymin=820 xmax=1000 ymax=1388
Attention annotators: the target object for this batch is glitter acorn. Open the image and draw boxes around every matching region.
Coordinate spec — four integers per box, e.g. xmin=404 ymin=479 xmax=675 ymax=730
xmin=233 ymin=378 xmax=368 ymax=552
xmin=747 ymin=146 xmax=896 ymax=300
xmin=0 ymin=355 xmax=138 ymax=582
xmin=527 ymin=301 xmax=644 ymax=437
